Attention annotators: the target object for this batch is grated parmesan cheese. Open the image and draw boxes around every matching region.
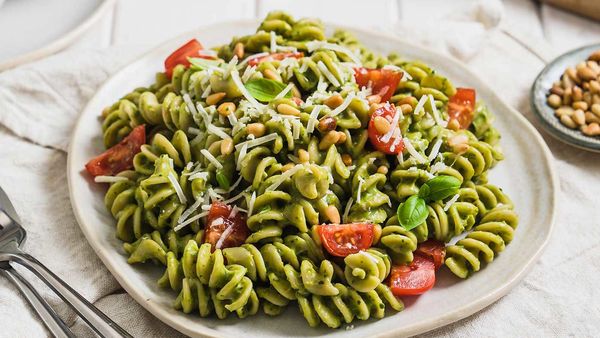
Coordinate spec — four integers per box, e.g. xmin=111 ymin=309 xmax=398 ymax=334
xmin=230 ymin=70 xmax=264 ymax=111
xmin=178 ymin=195 xmax=204 ymax=225
xmin=215 ymin=218 xmax=234 ymax=249
xmin=201 ymin=84 xmax=212 ymax=99
xmin=235 ymin=132 xmax=278 ymax=150
xmin=306 ymin=106 xmax=323 ymax=134
xmin=238 ymin=52 xmax=269 ymax=68
xmin=403 ymin=138 xmax=427 ymax=163
xmin=317 ymin=61 xmax=341 ymax=87
xmin=430 ymin=161 xmax=448 ymax=174
xmin=270 ymin=31 xmax=277 ymax=53
xmin=429 ymin=94 xmax=447 ymax=127
xmin=444 ymin=194 xmax=460 ymax=211
xmin=236 ymin=143 xmax=248 ymax=170
xmin=94 ymin=175 xmax=128 ymax=183
xmin=173 ymin=210 xmax=209 ymax=232
xmin=342 ymin=197 xmax=354 ymax=222
xmin=414 ymin=95 xmax=428 ymax=115
xmin=306 ymin=41 xmax=362 ymax=65
xmin=274 ymin=83 xmax=294 ymax=101
xmin=428 ymin=138 xmax=443 ymax=162
xmin=195 ymin=102 xmax=211 ymax=129
xmin=266 ymin=164 xmax=303 ymax=191
xmin=247 ymin=191 xmax=256 ymax=217
xmin=207 ymin=124 xmax=231 ymax=140
xmin=356 ymin=177 xmax=364 ymax=202
xmin=167 ymin=172 xmax=187 ymax=204
xmin=200 ymin=149 xmax=223 ymax=169
xmin=328 ymin=93 xmax=355 ymax=117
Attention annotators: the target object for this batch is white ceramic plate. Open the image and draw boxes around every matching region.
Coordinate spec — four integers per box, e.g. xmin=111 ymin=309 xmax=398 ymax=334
xmin=0 ymin=0 xmax=115 ymax=71
xmin=67 ymin=21 xmax=558 ymax=338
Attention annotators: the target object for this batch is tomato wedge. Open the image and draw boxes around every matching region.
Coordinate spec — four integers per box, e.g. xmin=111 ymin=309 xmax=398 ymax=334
xmin=317 ymin=223 xmax=374 ymax=257
xmin=367 ymin=103 xmax=404 ymax=155
xmin=247 ymin=52 xmax=304 ymax=66
xmin=204 ymin=202 xmax=249 ymax=251
xmin=164 ymin=39 xmax=206 ymax=78
xmin=354 ymin=68 xmax=402 ymax=102
xmin=389 ymin=254 xmax=436 ymax=296
xmin=85 ymin=125 xmax=146 ymax=177
xmin=447 ymin=88 xmax=476 ymax=129
xmin=415 ymin=240 xmax=446 ymax=270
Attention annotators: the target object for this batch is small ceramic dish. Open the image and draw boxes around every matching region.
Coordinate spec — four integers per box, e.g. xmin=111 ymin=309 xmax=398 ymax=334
xmin=531 ymin=43 xmax=600 ymax=152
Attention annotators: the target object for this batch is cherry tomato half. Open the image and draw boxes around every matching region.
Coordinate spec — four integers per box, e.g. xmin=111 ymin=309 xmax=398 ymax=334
xmin=317 ymin=223 xmax=375 ymax=257
xmin=448 ymin=88 xmax=476 ymax=129
xmin=415 ymin=240 xmax=446 ymax=270
xmin=164 ymin=39 xmax=205 ymax=78
xmin=247 ymin=52 xmax=304 ymax=66
xmin=204 ymin=202 xmax=249 ymax=251
xmin=354 ymin=68 xmax=403 ymax=102
xmin=367 ymin=103 xmax=404 ymax=155
xmin=389 ymin=254 xmax=436 ymax=296
xmin=85 ymin=125 xmax=146 ymax=177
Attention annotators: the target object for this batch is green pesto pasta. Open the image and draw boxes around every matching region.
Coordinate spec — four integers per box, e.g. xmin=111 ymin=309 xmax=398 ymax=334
xmin=90 ymin=11 xmax=519 ymax=329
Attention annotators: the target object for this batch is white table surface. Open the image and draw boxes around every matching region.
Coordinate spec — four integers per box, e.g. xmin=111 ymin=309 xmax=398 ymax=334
xmin=3 ymin=0 xmax=600 ymax=337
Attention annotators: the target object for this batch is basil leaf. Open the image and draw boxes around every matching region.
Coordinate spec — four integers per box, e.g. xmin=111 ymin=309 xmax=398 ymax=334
xmin=397 ymin=195 xmax=428 ymax=231
xmin=244 ymin=78 xmax=292 ymax=102
xmin=420 ymin=175 xmax=461 ymax=201
xmin=188 ymin=57 xmax=222 ymax=70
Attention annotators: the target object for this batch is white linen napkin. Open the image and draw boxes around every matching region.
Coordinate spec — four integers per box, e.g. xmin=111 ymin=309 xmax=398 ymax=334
xmin=1 ymin=21 xmax=599 ymax=337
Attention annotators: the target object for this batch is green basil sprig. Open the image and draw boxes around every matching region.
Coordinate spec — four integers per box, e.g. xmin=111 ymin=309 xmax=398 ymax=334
xmin=244 ymin=78 xmax=292 ymax=102
xmin=397 ymin=175 xmax=461 ymax=230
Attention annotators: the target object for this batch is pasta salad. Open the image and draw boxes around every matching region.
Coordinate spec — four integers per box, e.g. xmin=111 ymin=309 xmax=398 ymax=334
xmin=85 ymin=11 xmax=518 ymax=329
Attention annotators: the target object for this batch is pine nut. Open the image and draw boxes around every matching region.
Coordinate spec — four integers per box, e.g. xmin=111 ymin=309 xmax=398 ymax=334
xmin=560 ymin=115 xmax=577 ymax=129
xmin=247 ymin=123 xmax=266 ymax=137
xmin=447 ymin=119 xmax=460 ymax=131
xmin=281 ymin=163 xmax=295 ymax=172
xmin=588 ymin=60 xmax=600 ymax=73
xmin=550 ymin=85 xmax=564 ymax=96
xmin=547 ymin=94 xmax=561 ymax=108
xmin=324 ymin=94 xmax=344 ymax=109
xmin=367 ymin=94 xmax=382 ymax=104
xmin=577 ymin=66 xmax=596 ymax=81
xmin=555 ymin=106 xmax=574 ymax=117
xmin=298 ymin=149 xmax=310 ymax=163
xmin=341 ymin=154 xmax=352 ymax=166
xmin=566 ymin=67 xmax=581 ymax=84
xmin=589 ymin=50 xmax=600 ymax=62
xmin=217 ymin=102 xmax=236 ymax=116
xmin=234 ymin=42 xmax=245 ymax=59
xmin=337 ymin=131 xmax=347 ymax=143
xmin=377 ymin=166 xmax=388 ymax=174
xmin=582 ymin=122 xmax=600 ymax=136
xmin=585 ymin=112 xmax=600 ymax=124
xmin=373 ymin=116 xmax=392 ymax=134
xmin=263 ymin=69 xmax=281 ymax=81
xmin=563 ymin=87 xmax=573 ymax=105
xmin=592 ymin=103 xmax=600 ymax=117
xmin=220 ymin=138 xmax=234 ymax=155
xmin=573 ymin=109 xmax=586 ymax=125
xmin=324 ymin=205 xmax=341 ymax=224
xmin=319 ymin=130 xmax=341 ymax=150
xmin=590 ymin=80 xmax=600 ymax=94
xmin=573 ymin=86 xmax=583 ymax=102
xmin=584 ymin=92 xmax=592 ymax=106
xmin=318 ymin=117 xmax=337 ymax=132
xmin=206 ymin=92 xmax=226 ymax=106
xmin=562 ymin=73 xmax=574 ymax=89
xmin=448 ymin=134 xmax=469 ymax=154
xmin=594 ymin=95 xmax=600 ymax=105
xmin=400 ymin=104 xmax=413 ymax=114
xmin=277 ymin=103 xmax=301 ymax=116
xmin=573 ymin=101 xmax=588 ymax=111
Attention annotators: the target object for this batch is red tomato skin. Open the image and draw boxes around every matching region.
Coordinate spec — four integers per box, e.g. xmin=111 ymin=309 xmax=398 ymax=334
xmin=247 ymin=52 xmax=304 ymax=66
xmin=448 ymin=88 xmax=476 ymax=129
xmin=317 ymin=223 xmax=374 ymax=257
xmin=85 ymin=125 xmax=146 ymax=177
xmin=389 ymin=254 xmax=436 ymax=296
xmin=353 ymin=68 xmax=402 ymax=102
xmin=204 ymin=202 xmax=249 ymax=251
xmin=367 ymin=103 xmax=404 ymax=155
xmin=415 ymin=240 xmax=446 ymax=270
xmin=164 ymin=39 xmax=204 ymax=78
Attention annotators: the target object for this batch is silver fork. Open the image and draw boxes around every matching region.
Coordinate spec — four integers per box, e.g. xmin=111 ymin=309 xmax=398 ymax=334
xmin=0 ymin=186 xmax=132 ymax=338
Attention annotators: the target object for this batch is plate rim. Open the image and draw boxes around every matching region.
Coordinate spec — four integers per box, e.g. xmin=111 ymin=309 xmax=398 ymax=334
xmin=0 ymin=0 xmax=116 ymax=71
xmin=530 ymin=43 xmax=600 ymax=153
xmin=67 ymin=19 xmax=559 ymax=338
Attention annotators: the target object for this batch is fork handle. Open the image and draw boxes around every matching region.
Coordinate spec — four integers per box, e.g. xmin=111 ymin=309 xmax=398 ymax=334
xmin=1 ymin=265 xmax=76 ymax=338
xmin=1 ymin=252 xmax=132 ymax=338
